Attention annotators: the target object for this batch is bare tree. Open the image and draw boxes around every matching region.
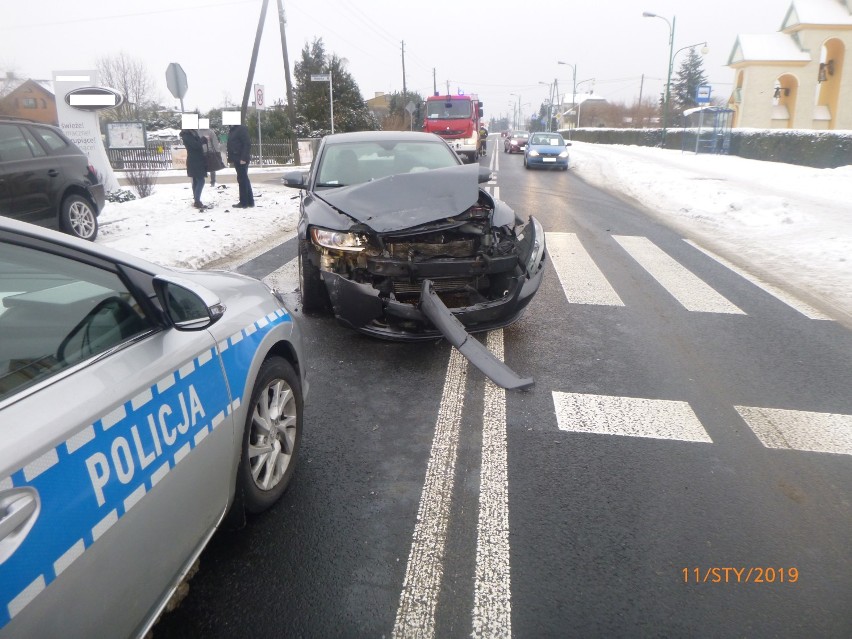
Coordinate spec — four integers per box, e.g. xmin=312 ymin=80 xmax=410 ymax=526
xmin=97 ymin=52 xmax=154 ymax=120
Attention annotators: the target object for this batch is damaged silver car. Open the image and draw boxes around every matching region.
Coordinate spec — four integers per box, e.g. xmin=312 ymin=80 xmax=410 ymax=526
xmin=283 ymin=131 xmax=546 ymax=387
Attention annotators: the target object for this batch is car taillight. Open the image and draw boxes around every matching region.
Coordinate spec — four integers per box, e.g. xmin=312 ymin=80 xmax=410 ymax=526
xmin=87 ymin=164 xmax=100 ymax=183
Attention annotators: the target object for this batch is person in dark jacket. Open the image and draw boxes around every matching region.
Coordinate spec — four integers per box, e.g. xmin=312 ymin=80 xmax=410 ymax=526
xmin=226 ymin=123 xmax=254 ymax=208
xmin=179 ymin=128 xmax=207 ymax=208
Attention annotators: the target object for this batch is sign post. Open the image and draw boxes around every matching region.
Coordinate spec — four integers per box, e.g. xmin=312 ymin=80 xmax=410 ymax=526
xmin=254 ymin=83 xmax=264 ymax=165
xmin=310 ymin=73 xmax=333 ymax=134
xmin=696 ymin=85 xmax=712 ymax=105
xmin=165 ymin=62 xmax=188 ymax=112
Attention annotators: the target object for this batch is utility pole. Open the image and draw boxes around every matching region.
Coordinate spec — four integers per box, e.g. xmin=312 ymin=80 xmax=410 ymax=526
xmin=241 ymin=0 xmax=269 ymax=122
xmin=401 ymin=41 xmax=407 ymax=100
xmin=276 ymin=0 xmax=300 ymax=165
xmin=432 ymin=68 xmax=437 ymax=95
xmin=636 ymin=73 xmax=645 ymax=128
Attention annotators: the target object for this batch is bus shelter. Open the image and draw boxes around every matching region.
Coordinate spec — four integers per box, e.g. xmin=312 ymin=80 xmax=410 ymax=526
xmin=681 ymin=106 xmax=734 ymax=154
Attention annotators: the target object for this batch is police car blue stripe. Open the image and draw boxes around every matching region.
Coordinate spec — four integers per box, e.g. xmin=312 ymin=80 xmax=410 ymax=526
xmin=53 ymin=540 xmax=84 ymax=577
xmin=101 ymin=404 xmax=126 ymax=430
xmin=123 ymin=484 xmax=147 ymax=512
xmin=1 ymin=309 xmax=292 ymax=628
xmin=23 ymin=449 xmax=59 ymax=482
xmin=131 ymin=388 xmax=154 ymax=411
xmin=157 ymin=372 xmax=176 ymax=393
xmin=92 ymin=510 xmax=118 ymax=542
xmin=65 ymin=425 xmax=96 ymax=454
xmin=150 ymin=461 xmax=170 ymax=486
xmin=9 ymin=576 xmax=44 ymax=620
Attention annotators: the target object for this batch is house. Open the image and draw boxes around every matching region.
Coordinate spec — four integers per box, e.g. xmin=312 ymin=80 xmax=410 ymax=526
xmin=0 ymin=74 xmax=57 ymax=125
xmin=728 ymin=0 xmax=852 ymax=129
xmin=366 ymin=91 xmax=391 ymax=121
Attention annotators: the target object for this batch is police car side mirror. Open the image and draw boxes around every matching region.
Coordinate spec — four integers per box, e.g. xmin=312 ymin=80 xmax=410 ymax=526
xmin=154 ymin=276 xmax=225 ymax=331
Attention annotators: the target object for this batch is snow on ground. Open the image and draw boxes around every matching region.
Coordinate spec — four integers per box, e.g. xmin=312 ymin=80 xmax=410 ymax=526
xmin=97 ymin=143 xmax=852 ymax=319
xmin=567 ymin=142 xmax=852 ymax=319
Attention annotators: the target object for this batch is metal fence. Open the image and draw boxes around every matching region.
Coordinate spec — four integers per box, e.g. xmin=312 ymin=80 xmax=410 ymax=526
xmin=108 ymin=138 xmax=296 ymax=170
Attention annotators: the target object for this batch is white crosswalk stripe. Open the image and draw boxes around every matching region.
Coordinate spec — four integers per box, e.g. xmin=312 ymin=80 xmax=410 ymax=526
xmin=546 ymin=232 xmax=624 ymax=306
xmin=685 ymin=240 xmax=833 ymax=320
xmin=735 ymin=406 xmax=852 ymax=455
xmin=613 ymin=235 xmax=745 ymax=314
xmin=552 ymin=392 xmax=713 ymax=443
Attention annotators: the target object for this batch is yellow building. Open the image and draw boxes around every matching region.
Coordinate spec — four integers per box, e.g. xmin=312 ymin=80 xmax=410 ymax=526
xmin=728 ymin=0 xmax=852 ymax=129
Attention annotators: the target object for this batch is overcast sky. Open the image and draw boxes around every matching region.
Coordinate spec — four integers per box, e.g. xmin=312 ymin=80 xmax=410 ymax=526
xmin=4 ymin=0 xmax=791 ymax=121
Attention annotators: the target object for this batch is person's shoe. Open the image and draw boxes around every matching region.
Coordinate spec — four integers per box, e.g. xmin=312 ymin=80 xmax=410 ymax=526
xmin=246 ymin=203 xmax=255 ymax=207
xmin=233 ymin=203 xmax=247 ymax=208
xmin=193 ymin=201 xmax=204 ymax=208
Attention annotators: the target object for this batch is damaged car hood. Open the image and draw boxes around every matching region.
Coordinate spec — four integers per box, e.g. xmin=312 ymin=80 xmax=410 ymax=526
xmin=316 ymin=163 xmax=482 ymax=233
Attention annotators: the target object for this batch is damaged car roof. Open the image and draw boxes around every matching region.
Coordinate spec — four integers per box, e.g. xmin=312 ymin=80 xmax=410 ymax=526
xmin=316 ymin=164 xmax=482 ymax=233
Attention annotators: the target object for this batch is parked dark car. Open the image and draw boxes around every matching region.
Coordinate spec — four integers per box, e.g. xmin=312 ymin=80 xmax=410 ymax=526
xmin=524 ymin=131 xmax=571 ymax=170
xmin=282 ymin=130 xmax=546 ymax=347
xmin=0 ymin=118 xmax=105 ymax=240
xmin=503 ymin=130 xmax=530 ymax=153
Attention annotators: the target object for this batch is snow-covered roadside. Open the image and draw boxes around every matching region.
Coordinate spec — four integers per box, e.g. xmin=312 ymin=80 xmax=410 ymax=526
xmin=567 ymin=142 xmax=852 ymax=318
xmin=97 ymin=176 xmax=301 ymax=269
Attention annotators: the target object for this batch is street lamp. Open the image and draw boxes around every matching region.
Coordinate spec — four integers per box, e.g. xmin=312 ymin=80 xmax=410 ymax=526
xmin=574 ymin=78 xmax=595 ymax=128
xmin=538 ymin=81 xmax=554 ymax=131
xmin=642 ymin=11 xmax=675 ymax=145
xmin=510 ymin=92 xmax=521 ymax=129
xmin=557 ymin=61 xmax=577 ymax=134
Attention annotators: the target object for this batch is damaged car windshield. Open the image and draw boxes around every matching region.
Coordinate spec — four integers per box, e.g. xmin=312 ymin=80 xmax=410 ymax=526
xmin=315 ymin=140 xmax=459 ymax=188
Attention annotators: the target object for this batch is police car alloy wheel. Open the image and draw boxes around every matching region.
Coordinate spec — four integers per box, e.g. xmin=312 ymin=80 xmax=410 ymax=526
xmin=240 ymin=356 xmax=303 ymax=513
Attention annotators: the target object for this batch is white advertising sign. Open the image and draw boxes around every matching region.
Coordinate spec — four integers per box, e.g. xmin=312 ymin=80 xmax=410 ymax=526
xmin=53 ymin=70 xmax=119 ymax=192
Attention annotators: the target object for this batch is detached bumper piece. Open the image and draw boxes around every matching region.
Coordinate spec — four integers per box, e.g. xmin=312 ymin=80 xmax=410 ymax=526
xmin=419 ymin=279 xmax=534 ymax=391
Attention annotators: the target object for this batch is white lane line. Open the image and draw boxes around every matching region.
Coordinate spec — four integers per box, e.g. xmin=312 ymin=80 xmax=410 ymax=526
xmin=735 ymin=406 xmax=852 ymax=455
xmin=262 ymin=257 xmax=299 ymax=294
xmin=614 ymin=236 xmax=745 ymax=314
xmin=472 ymin=330 xmax=512 ymax=639
xmin=685 ymin=240 xmax=833 ymax=320
xmin=393 ymin=348 xmax=468 ymax=639
xmin=546 ymin=232 xmax=625 ymax=306
xmin=552 ymin=392 xmax=713 ymax=443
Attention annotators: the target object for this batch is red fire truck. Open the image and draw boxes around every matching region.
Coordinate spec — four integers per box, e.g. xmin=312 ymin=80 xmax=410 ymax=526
xmin=422 ymin=93 xmax=483 ymax=163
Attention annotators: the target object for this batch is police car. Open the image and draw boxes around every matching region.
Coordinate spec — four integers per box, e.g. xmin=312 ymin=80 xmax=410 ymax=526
xmin=0 ymin=217 xmax=308 ymax=638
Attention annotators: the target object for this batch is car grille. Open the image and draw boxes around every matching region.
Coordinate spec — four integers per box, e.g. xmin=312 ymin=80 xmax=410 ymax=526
xmin=393 ymin=278 xmax=474 ymax=296
xmin=387 ymin=238 xmax=477 ymax=259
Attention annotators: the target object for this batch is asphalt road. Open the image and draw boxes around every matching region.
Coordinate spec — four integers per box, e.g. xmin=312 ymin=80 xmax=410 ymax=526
xmin=152 ymin=139 xmax=852 ymax=638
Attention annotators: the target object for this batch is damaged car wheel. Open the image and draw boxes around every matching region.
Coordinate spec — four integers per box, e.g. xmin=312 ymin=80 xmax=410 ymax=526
xmin=299 ymin=239 xmax=329 ymax=312
xmin=240 ymin=356 xmax=303 ymax=514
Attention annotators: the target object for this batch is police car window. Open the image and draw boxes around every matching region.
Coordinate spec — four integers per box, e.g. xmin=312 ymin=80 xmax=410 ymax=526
xmin=0 ymin=244 xmax=154 ymax=401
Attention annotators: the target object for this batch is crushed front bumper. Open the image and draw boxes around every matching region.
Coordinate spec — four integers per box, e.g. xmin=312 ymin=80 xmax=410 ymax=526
xmin=319 ymin=217 xmax=546 ymax=341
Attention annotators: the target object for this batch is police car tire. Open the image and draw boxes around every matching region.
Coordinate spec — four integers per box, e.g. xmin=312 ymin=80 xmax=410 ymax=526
xmin=239 ymin=357 xmax=303 ymax=514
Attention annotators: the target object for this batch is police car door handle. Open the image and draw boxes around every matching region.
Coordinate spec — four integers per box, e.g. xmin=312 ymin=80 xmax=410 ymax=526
xmin=0 ymin=493 xmax=37 ymax=541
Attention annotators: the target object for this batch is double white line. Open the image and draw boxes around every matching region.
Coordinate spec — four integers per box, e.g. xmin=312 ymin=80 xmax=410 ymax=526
xmin=393 ymin=330 xmax=512 ymax=639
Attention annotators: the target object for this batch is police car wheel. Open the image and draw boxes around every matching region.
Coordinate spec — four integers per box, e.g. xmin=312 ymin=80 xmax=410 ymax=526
xmin=240 ymin=356 xmax=303 ymax=514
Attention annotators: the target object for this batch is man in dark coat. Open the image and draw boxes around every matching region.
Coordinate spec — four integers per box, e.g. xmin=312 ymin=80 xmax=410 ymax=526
xmin=179 ymin=128 xmax=207 ymax=208
xmin=227 ymin=124 xmax=254 ymax=208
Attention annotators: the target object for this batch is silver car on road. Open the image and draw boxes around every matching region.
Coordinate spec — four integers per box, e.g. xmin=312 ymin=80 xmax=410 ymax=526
xmin=0 ymin=218 xmax=307 ymax=638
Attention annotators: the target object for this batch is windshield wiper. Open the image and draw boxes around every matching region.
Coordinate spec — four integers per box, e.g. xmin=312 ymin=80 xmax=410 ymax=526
xmin=315 ymin=182 xmax=349 ymax=188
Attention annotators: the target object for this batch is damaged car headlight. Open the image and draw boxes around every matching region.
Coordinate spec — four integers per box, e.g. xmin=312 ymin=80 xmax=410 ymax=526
xmin=310 ymin=227 xmax=368 ymax=252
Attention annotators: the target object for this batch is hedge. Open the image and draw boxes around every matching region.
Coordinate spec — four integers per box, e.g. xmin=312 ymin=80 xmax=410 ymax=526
xmin=558 ymin=127 xmax=852 ymax=169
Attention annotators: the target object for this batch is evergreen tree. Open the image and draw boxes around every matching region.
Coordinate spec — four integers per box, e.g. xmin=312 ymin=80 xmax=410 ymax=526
xmin=671 ymin=48 xmax=709 ymax=115
xmin=293 ymin=38 xmax=377 ymax=136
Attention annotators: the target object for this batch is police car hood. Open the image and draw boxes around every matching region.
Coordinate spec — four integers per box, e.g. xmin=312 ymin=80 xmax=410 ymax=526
xmin=316 ymin=164 xmax=481 ymax=233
